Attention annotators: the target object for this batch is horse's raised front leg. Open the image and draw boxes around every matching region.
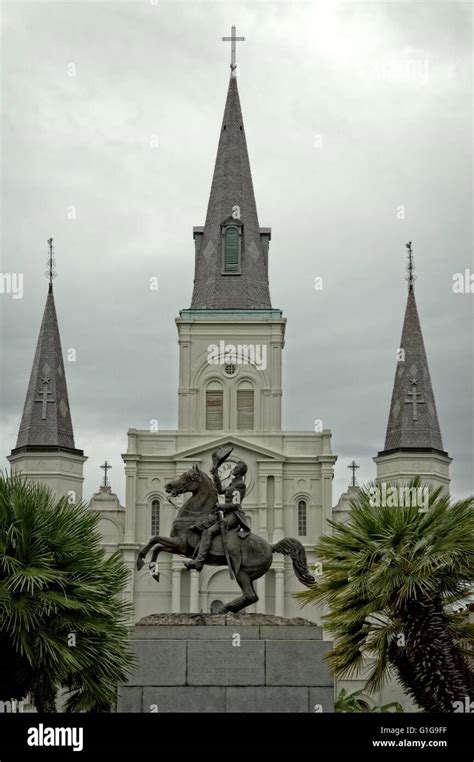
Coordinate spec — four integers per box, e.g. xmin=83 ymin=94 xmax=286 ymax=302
xmin=136 ymin=535 xmax=187 ymax=571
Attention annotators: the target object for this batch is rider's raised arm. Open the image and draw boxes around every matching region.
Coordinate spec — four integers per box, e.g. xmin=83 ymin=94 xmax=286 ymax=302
xmin=212 ymin=471 xmax=226 ymax=495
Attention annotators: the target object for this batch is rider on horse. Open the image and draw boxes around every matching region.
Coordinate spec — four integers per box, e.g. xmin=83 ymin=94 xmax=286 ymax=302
xmin=185 ymin=450 xmax=251 ymax=572
xmin=137 ymin=448 xmax=316 ymax=613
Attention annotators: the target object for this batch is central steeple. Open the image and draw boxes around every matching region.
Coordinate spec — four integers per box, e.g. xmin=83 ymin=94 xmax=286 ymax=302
xmin=191 ymin=61 xmax=272 ymax=309
xmin=178 ymin=31 xmax=285 ymax=434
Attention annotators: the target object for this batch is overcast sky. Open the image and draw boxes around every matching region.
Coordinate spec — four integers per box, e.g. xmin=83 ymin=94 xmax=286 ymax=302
xmin=1 ymin=0 xmax=472 ymax=504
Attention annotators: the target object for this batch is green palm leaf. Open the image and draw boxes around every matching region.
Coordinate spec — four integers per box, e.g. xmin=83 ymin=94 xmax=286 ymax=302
xmin=0 ymin=473 xmax=135 ymax=711
xmin=296 ymin=479 xmax=474 ymax=712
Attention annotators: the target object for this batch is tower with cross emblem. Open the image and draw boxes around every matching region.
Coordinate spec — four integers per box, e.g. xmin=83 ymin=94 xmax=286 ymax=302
xmin=8 ymin=239 xmax=87 ymax=500
xmin=374 ymin=243 xmax=451 ymax=493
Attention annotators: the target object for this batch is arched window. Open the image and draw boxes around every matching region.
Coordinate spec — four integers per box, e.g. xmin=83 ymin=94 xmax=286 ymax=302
xmin=210 ymin=599 xmax=224 ymax=614
xmin=237 ymin=381 xmax=254 ymax=430
xmin=151 ymin=499 xmax=160 ymax=535
xmin=223 ymin=226 xmax=240 ymax=273
xmin=297 ymin=499 xmax=307 ymax=536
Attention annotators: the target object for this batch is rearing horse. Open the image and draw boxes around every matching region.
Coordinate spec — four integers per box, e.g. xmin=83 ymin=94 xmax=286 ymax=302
xmin=136 ymin=464 xmax=315 ymax=614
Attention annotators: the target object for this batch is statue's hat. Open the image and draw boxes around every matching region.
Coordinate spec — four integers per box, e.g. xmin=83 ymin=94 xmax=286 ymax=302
xmin=212 ymin=446 xmax=234 ymax=470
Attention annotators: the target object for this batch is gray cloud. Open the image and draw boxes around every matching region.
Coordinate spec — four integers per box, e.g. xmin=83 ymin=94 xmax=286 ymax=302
xmin=1 ymin=1 xmax=472 ymax=503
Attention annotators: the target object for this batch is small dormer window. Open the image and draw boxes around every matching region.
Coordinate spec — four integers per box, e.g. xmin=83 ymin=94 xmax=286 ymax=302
xmin=222 ymin=224 xmax=241 ymax=274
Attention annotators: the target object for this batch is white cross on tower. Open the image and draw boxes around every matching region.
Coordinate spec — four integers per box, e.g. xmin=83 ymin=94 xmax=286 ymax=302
xmin=35 ymin=377 xmax=55 ymax=420
xmin=405 ymin=379 xmax=425 ymax=421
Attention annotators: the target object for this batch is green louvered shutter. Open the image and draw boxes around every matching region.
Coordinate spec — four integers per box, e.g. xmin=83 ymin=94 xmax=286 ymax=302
xmin=237 ymin=389 xmax=254 ymax=430
xmin=224 ymin=227 xmax=239 ymax=272
xmin=206 ymin=390 xmax=223 ymax=429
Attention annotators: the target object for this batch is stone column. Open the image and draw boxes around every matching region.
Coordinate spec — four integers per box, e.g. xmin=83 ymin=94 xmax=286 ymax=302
xmin=319 ymin=456 xmax=334 ymax=537
xmin=124 ymin=456 xmax=139 ymax=544
xmin=122 ymin=550 xmax=136 ymax=624
xmin=275 ymin=568 xmax=285 ymax=617
xmin=273 ymin=470 xmax=284 ymax=542
xmin=270 ymin=336 xmax=283 ymax=430
xmin=177 ymin=323 xmax=191 ymax=430
xmin=258 ymin=472 xmax=268 ymax=540
xmin=256 ymin=576 xmax=266 ymax=614
xmin=171 ymin=564 xmax=181 ymax=613
xmin=190 ymin=570 xmax=200 ymax=613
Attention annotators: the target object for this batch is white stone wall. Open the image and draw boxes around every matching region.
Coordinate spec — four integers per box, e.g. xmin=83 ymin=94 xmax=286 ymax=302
xmin=117 ymin=428 xmax=336 ymax=624
xmin=176 ymin=313 xmax=286 ymax=432
xmin=374 ymin=451 xmax=451 ymax=493
xmin=8 ymin=450 xmax=87 ymax=502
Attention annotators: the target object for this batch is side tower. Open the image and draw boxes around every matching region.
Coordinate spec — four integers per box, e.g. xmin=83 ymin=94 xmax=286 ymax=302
xmin=374 ymin=243 xmax=451 ymax=492
xmin=8 ymin=239 xmax=86 ymax=500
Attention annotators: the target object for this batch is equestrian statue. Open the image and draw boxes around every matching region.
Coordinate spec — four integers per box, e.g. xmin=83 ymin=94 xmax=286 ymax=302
xmin=136 ymin=447 xmax=315 ymax=614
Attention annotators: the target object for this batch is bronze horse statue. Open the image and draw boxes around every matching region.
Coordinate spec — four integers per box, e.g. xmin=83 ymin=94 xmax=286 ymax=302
xmin=136 ymin=464 xmax=315 ymax=614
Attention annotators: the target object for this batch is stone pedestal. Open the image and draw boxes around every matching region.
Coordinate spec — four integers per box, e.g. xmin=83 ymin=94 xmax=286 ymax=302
xmin=118 ymin=613 xmax=334 ymax=713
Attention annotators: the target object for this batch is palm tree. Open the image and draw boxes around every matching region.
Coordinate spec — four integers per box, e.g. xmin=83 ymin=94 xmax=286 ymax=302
xmin=297 ymin=480 xmax=474 ymax=713
xmin=0 ymin=475 xmax=134 ymax=712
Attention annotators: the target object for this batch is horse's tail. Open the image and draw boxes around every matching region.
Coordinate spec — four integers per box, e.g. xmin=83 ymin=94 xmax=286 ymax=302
xmin=271 ymin=538 xmax=315 ymax=587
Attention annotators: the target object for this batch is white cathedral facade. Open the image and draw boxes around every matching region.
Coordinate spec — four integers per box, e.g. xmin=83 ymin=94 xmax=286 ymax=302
xmin=8 ymin=63 xmax=452 ymax=644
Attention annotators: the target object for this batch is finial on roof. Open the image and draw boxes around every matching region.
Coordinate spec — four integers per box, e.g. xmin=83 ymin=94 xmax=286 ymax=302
xmin=348 ymin=460 xmax=360 ymax=487
xmin=222 ymin=24 xmax=245 ymax=75
xmin=405 ymin=241 xmax=416 ymax=291
xmin=46 ymin=237 xmax=57 ymax=294
xmin=100 ymin=460 xmax=112 ymax=487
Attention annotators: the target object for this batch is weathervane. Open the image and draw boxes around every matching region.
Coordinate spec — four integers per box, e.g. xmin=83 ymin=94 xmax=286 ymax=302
xmin=405 ymin=241 xmax=416 ymax=291
xmin=348 ymin=460 xmax=360 ymax=487
xmin=45 ymin=238 xmax=57 ymax=293
xmin=222 ymin=25 xmax=245 ymax=74
xmin=100 ymin=460 xmax=112 ymax=487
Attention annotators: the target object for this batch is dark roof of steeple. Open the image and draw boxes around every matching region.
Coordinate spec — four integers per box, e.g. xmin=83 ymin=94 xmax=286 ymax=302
xmin=380 ymin=284 xmax=445 ymax=454
xmin=13 ymin=286 xmax=79 ymax=453
xmin=190 ymin=74 xmax=271 ymax=309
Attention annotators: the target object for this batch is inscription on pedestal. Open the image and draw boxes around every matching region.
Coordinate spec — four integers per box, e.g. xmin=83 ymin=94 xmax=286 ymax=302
xmin=187 ymin=640 xmax=265 ymax=685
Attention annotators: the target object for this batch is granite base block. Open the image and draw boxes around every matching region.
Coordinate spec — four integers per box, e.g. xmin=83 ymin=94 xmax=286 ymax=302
xmin=117 ymin=614 xmax=334 ymax=713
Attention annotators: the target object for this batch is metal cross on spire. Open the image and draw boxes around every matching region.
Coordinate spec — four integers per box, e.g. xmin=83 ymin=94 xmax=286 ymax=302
xmin=348 ymin=460 xmax=360 ymax=487
xmin=100 ymin=460 xmax=112 ymax=487
xmin=222 ymin=25 xmax=245 ymax=74
xmin=405 ymin=241 xmax=416 ymax=291
xmin=46 ymin=237 xmax=57 ymax=294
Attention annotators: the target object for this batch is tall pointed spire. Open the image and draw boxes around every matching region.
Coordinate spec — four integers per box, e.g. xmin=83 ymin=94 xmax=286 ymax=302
xmin=191 ymin=49 xmax=271 ymax=309
xmin=380 ymin=243 xmax=445 ymax=454
xmin=12 ymin=240 xmax=79 ymax=453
